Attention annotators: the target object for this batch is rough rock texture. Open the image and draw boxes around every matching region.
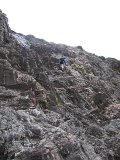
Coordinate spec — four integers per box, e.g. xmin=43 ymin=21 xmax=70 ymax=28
xmin=0 ymin=10 xmax=120 ymax=160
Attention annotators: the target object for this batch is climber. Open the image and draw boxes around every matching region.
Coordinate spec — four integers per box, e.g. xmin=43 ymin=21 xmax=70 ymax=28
xmin=59 ymin=57 xmax=67 ymax=71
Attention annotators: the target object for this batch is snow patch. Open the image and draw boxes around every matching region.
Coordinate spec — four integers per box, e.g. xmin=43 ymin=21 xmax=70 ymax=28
xmin=12 ymin=34 xmax=30 ymax=48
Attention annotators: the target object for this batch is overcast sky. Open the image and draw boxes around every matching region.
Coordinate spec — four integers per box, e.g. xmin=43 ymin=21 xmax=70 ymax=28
xmin=1 ymin=0 xmax=120 ymax=60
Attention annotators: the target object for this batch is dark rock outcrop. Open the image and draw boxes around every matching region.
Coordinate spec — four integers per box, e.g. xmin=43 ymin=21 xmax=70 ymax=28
xmin=0 ymin=10 xmax=120 ymax=160
xmin=0 ymin=10 xmax=10 ymax=44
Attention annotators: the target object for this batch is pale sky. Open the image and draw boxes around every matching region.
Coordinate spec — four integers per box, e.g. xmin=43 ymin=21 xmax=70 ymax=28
xmin=1 ymin=0 xmax=120 ymax=60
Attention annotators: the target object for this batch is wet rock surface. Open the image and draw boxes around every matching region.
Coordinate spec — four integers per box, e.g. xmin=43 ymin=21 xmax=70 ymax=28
xmin=0 ymin=10 xmax=120 ymax=160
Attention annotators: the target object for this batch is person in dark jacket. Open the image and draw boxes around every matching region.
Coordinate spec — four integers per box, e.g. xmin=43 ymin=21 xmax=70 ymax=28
xmin=59 ymin=57 xmax=67 ymax=71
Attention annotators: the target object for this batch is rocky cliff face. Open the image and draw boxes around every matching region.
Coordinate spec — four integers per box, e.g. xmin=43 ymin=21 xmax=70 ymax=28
xmin=0 ymin=10 xmax=120 ymax=160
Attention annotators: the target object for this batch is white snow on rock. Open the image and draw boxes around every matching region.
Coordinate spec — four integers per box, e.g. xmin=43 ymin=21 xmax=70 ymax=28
xmin=12 ymin=33 xmax=30 ymax=48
